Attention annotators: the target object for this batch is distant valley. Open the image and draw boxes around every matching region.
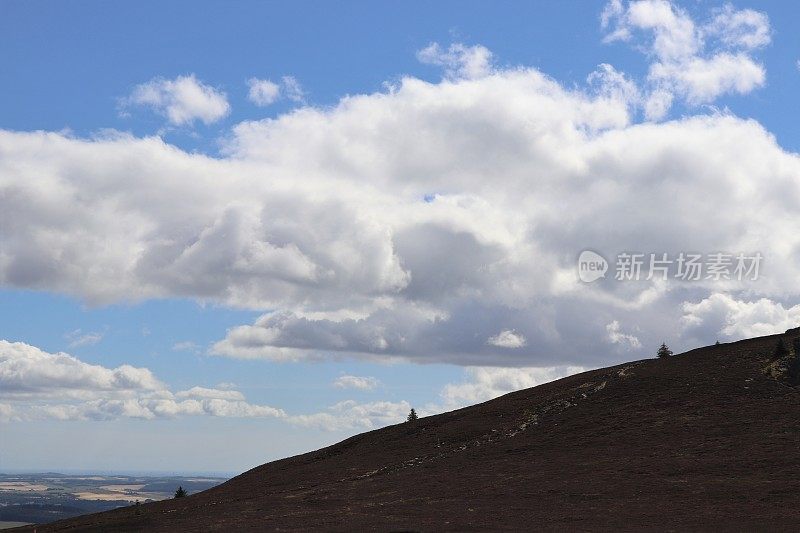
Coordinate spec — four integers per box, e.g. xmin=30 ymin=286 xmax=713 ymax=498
xmin=0 ymin=472 xmax=226 ymax=527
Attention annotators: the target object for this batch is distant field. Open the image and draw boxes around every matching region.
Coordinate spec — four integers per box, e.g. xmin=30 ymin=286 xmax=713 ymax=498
xmin=0 ymin=483 xmax=49 ymax=491
xmin=0 ymin=522 xmax=32 ymax=530
xmin=0 ymin=472 xmax=226 ymax=525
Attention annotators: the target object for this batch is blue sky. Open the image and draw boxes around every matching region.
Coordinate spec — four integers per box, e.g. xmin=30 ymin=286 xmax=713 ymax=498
xmin=2 ymin=0 xmax=800 ymax=474
xmin=2 ymin=1 xmax=799 ymax=149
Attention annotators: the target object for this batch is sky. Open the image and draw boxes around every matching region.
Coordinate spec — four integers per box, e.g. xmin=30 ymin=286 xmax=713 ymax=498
xmin=2 ymin=0 xmax=800 ymax=474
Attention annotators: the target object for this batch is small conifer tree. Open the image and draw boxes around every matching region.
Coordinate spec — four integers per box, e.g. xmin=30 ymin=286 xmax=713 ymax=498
xmin=174 ymin=486 xmax=188 ymax=498
xmin=407 ymin=408 xmax=418 ymax=422
xmin=657 ymin=343 xmax=673 ymax=358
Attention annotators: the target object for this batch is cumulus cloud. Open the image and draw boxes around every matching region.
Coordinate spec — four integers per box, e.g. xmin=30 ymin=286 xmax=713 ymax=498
xmin=0 ymin=340 xmax=285 ymax=421
xmin=486 ymin=329 xmax=527 ymax=349
xmin=681 ymin=293 xmax=800 ymax=340
xmin=602 ymin=0 xmax=769 ymax=119
xmin=1 ymin=31 xmax=797 ymax=369
xmin=0 ymin=340 xmax=163 ymax=399
xmin=333 ymin=375 xmax=380 ymax=391
xmin=648 ymin=52 xmax=764 ymax=106
xmin=124 ymin=74 xmax=230 ymax=125
xmin=417 ymin=42 xmax=493 ymax=80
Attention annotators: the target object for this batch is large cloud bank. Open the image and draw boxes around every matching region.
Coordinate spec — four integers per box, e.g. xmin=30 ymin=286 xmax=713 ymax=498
xmin=1 ymin=1 xmax=795 ymax=368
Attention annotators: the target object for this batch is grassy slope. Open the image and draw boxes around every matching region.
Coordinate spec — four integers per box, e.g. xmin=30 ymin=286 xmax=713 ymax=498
xmin=18 ymin=330 xmax=800 ymax=532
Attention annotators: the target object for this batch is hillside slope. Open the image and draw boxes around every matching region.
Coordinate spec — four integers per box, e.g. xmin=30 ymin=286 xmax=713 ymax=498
xmin=18 ymin=330 xmax=800 ymax=531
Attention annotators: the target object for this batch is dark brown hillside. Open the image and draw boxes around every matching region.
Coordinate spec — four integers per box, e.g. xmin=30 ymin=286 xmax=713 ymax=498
xmin=18 ymin=330 xmax=800 ymax=532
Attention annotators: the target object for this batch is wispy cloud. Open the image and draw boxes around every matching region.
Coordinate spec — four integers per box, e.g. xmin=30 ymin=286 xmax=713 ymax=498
xmin=172 ymin=341 xmax=201 ymax=352
xmin=333 ymin=375 xmax=380 ymax=391
xmin=246 ymin=76 xmax=306 ymax=106
xmin=281 ymin=76 xmax=306 ymax=103
xmin=65 ymin=329 xmax=104 ymax=348
xmin=247 ymin=78 xmax=281 ymax=106
xmin=606 ymin=320 xmax=642 ymax=350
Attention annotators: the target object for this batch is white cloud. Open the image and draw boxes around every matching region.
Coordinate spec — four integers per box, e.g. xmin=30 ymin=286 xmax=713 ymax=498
xmin=333 ymin=375 xmax=380 ymax=390
xmin=602 ymin=0 xmax=769 ymax=119
xmin=0 ymin=340 xmax=285 ymax=421
xmin=124 ymin=74 xmax=230 ymax=126
xmin=0 ymin=340 xmax=162 ymax=399
xmin=486 ymin=329 xmax=527 ymax=349
xmin=681 ymin=293 xmax=800 ymax=340
xmin=606 ymin=320 xmax=642 ymax=349
xmin=247 ymin=78 xmax=281 ymax=106
xmin=210 ymin=305 xmax=433 ymax=361
xmin=417 ymin=42 xmax=493 ymax=80
xmin=1 ymin=37 xmax=798 ymax=368
xmin=648 ymin=52 xmax=765 ymax=105
xmin=65 ymin=329 xmax=103 ymax=348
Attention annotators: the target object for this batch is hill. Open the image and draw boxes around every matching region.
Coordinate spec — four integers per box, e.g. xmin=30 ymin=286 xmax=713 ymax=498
xmin=15 ymin=330 xmax=800 ymax=531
